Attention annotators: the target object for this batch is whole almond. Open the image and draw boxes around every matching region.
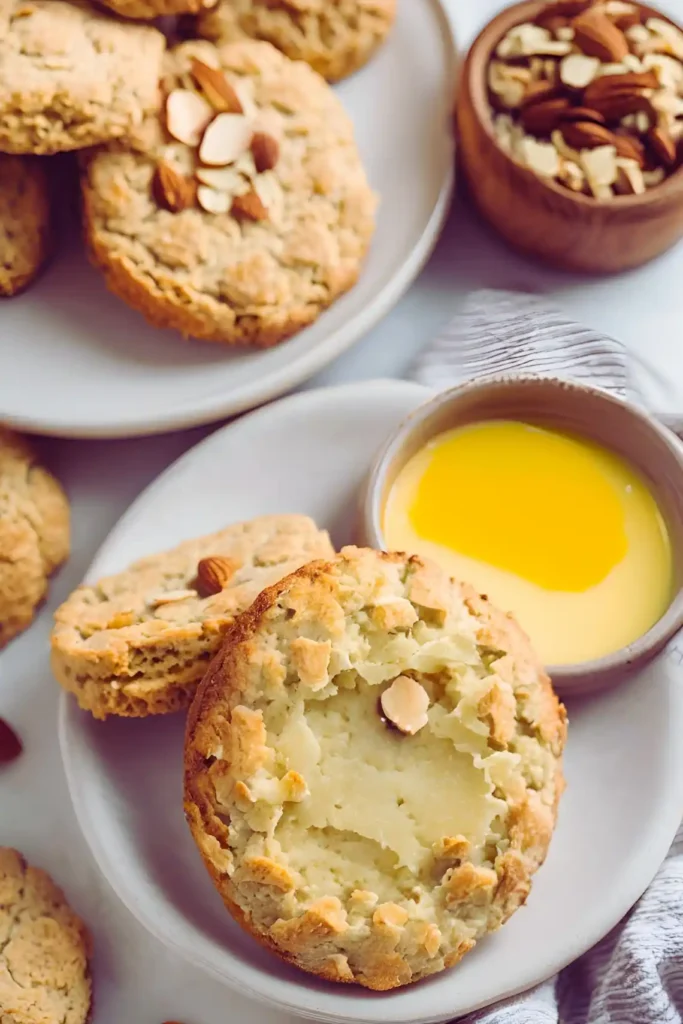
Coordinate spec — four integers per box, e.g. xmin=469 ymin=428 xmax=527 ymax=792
xmin=0 ymin=717 xmax=22 ymax=765
xmin=251 ymin=132 xmax=280 ymax=173
xmin=612 ymin=131 xmax=646 ymax=166
xmin=521 ymin=81 xmax=562 ymax=107
xmin=572 ymin=8 xmax=630 ymax=62
xmin=647 ymin=126 xmax=678 ymax=167
xmin=190 ymin=58 xmax=244 ymax=114
xmin=231 ymin=189 xmax=269 ymax=222
xmin=584 ymin=71 xmax=659 ymax=99
xmin=154 ymin=161 xmax=196 ymax=213
xmin=196 ymin=556 xmax=241 ymax=597
xmin=560 ymin=120 xmax=620 ymax=149
xmin=520 ymin=96 xmax=571 ymax=134
xmin=560 ymin=106 xmax=607 ymax=124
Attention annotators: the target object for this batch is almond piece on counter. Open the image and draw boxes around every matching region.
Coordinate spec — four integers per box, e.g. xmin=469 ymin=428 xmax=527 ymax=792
xmin=231 ymin=189 xmax=269 ymax=221
xmin=166 ymin=89 xmax=213 ymax=147
xmin=199 ymin=113 xmax=253 ymax=167
xmin=251 ymin=132 xmax=280 ymax=173
xmin=559 ymin=52 xmax=601 ymax=88
xmin=0 ymin=717 xmax=22 ymax=765
xmin=190 ymin=58 xmax=244 ymax=113
xmin=520 ymin=96 xmax=571 ymax=134
xmin=154 ymin=161 xmax=197 ymax=212
xmin=572 ymin=8 xmax=630 ymax=62
xmin=197 ymin=185 xmax=231 ymax=214
xmin=647 ymin=125 xmax=678 ymax=167
xmin=380 ymin=676 xmax=430 ymax=735
xmin=196 ymin=556 xmax=240 ymax=596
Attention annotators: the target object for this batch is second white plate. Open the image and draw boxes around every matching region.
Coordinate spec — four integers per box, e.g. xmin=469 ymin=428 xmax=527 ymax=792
xmin=60 ymin=380 xmax=683 ymax=1024
xmin=0 ymin=1 xmax=454 ymax=438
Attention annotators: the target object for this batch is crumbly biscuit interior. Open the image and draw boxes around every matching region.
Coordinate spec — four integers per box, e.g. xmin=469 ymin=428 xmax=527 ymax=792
xmin=203 ymin=553 xmax=562 ymax=960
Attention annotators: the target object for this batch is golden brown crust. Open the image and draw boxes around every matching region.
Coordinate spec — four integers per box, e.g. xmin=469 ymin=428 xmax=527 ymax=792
xmin=100 ymin=0 xmax=215 ymax=18
xmin=0 ymin=155 xmax=52 ymax=297
xmin=194 ymin=0 xmax=397 ymax=82
xmin=81 ymin=39 xmax=376 ymax=348
xmin=0 ymin=427 xmax=70 ymax=648
xmin=0 ymin=848 xmax=91 ymax=1024
xmin=51 ymin=514 xmax=333 ymax=718
xmin=185 ymin=547 xmax=567 ymax=990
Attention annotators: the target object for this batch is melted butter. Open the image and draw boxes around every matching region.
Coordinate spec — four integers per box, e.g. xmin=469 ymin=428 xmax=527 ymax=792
xmin=384 ymin=421 xmax=673 ymax=665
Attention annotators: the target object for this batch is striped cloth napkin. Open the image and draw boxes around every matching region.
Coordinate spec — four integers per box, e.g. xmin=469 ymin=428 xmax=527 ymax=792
xmin=411 ymin=289 xmax=683 ymax=1024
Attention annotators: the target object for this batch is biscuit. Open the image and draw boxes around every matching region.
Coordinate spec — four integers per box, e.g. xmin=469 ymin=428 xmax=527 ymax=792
xmin=51 ymin=514 xmax=334 ymax=718
xmin=99 ymin=0 xmax=216 ymax=19
xmin=185 ymin=546 xmax=567 ymax=990
xmin=0 ymin=155 xmax=52 ymax=296
xmin=0 ymin=0 xmax=165 ymax=155
xmin=0 ymin=427 xmax=70 ymax=648
xmin=81 ymin=39 xmax=377 ymax=347
xmin=194 ymin=0 xmax=397 ymax=82
xmin=0 ymin=848 xmax=91 ymax=1024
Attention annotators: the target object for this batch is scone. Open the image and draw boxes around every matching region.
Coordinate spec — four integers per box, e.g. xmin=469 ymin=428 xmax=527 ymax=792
xmin=51 ymin=514 xmax=334 ymax=718
xmin=0 ymin=848 xmax=91 ymax=1024
xmin=81 ymin=39 xmax=377 ymax=347
xmin=0 ymin=0 xmax=165 ymax=155
xmin=99 ymin=0 xmax=216 ymax=18
xmin=185 ymin=546 xmax=567 ymax=990
xmin=0 ymin=155 xmax=52 ymax=296
xmin=193 ymin=0 xmax=397 ymax=82
xmin=0 ymin=427 xmax=70 ymax=648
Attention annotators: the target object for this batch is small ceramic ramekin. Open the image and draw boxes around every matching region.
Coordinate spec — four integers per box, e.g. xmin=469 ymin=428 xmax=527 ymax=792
xmin=360 ymin=376 xmax=683 ymax=698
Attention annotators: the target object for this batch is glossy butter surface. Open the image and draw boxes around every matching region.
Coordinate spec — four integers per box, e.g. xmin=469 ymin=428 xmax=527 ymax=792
xmin=384 ymin=420 xmax=673 ymax=665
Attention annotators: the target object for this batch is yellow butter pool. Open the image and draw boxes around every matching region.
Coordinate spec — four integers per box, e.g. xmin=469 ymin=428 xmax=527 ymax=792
xmin=384 ymin=420 xmax=673 ymax=665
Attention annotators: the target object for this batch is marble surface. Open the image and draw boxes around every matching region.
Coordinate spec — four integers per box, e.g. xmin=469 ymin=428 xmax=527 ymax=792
xmin=2 ymin=1 xmax=683 ymax=1021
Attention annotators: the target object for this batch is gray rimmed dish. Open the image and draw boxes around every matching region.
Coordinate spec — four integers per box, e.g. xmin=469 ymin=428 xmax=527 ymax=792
xmin=360 ymin=376 xmax=683 ymax=699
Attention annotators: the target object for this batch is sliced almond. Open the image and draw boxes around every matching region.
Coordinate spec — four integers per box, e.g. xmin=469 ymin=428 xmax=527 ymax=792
xmin=572 ymin=8 xmax=630 ymax=62
xmin=643 ymin=166 xmax=666 ymax=186
xmin=154 ymin=161 xmax=196 ymax=213
xmin=559 ymin=52 xmax=601 ymax=88
xmin=190 ymin=58 xmax=244 ymax=114
xmin=166 ymin=89 xmax=213 ymax=147
xmin=580 ymin=143 xmax=619 ymax=194
xmin=520 ymin=136 xmax=561 ymax=177
xmin=197 ymin=185 xmax=231 ymax=213
xmin=558 ymin=157 xmax=586 ymax=191
xmin=380 ymin=676 xmax=430 ymax=735
xmin=147 ymin=589 xmax=197 ymax=608
xmin=646 ymin=18 xmax=683 ymax=61
xmin=196 ymin=165 xmax=250 ymax=194
xmin=199 ymin=113 xmax=252 ymax=167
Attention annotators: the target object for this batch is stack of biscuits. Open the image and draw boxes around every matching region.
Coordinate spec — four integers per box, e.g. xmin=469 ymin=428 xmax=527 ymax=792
xmin=0 ymin=0 xmax=394 ymax=346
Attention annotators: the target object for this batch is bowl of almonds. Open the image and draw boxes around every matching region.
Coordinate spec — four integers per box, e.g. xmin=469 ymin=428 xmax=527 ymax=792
xmin=456 ymin=0 xmax=683 ymax=272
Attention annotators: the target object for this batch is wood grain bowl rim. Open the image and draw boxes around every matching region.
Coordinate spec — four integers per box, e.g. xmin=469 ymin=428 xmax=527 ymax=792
xmin=461 ymin=0 xmax=683 ymax=210
xmin=361 ymin=375 xmax=683 ymax=700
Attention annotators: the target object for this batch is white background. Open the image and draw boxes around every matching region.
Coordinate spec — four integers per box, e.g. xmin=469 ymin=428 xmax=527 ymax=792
xmin=2 ymin=0 xmax=682 ymax=1021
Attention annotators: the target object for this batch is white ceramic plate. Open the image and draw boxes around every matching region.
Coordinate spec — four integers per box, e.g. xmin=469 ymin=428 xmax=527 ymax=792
xmin=60 ymin=380 xmax=683 ymax=1024
xmin=0 ymin=3 xmax=454 ymax=440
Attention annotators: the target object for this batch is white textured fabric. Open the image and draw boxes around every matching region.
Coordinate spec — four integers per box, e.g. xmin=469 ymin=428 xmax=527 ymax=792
xmin=410 ymin=289 xmax=683 ymax=1024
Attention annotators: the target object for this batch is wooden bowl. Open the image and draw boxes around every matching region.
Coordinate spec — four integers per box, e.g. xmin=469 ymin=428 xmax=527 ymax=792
xmin=455 ymin=0 xmax=683 ymax=273
xmin=359 ymin=376 xmax=683 ymax=699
